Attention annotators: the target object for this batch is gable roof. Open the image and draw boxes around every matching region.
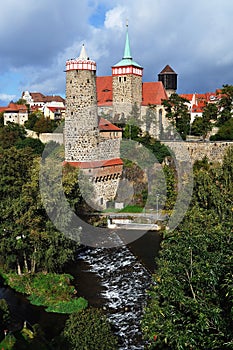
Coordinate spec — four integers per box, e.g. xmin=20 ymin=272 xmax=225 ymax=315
xmin=96 ymin=76 xmax=113 ymax=106
xmin=1 ymin=102 xmax=28 ymax=113
xmin=99 ymin=117 xmax=122 ymax=132
xmin=24 ymin=92 xmax=65 ymax=104
xmin=142 ymin=82 xmax=168 ymax=106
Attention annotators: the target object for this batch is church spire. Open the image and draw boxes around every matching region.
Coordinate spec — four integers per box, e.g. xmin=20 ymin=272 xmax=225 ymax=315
xmin=113 ymin=23 xmax=142 ymax=69
xmin=123 ymin=22 xmax=132 ymax=59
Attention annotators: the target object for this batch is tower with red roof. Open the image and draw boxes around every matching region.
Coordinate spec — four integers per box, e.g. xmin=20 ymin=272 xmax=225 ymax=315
xmin=112 ymin=24 xmax=143 ymax=118
xmin=64 ymin=45 xmax=123 ymax=208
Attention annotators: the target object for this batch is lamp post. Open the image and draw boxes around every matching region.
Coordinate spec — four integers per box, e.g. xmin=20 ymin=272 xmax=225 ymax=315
xmin=156 ymin=194 xmax=160 ymax=221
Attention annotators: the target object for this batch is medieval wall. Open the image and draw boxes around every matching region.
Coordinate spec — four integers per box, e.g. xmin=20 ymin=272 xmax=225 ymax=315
xmin=162 ymin=141 xmax=233 ymax=164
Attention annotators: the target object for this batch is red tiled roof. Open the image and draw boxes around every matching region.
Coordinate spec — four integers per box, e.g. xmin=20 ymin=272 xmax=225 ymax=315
xmin=142 ymin=82 xmax=168 ymax=106
xmin=47 ymin=106 xmax=66 ymax=112
xmin=96 ymin=76 xmax=113 ymax=106
xmin=64 ymin=158 xmax=123 ymax=169
xmin=99 ymin=117 xmax=122 ymax=132
xmin=192 ymin=104 xmax=204 ymax=113
xmin=180 ymin=94 xmax=194 ymax=101
xmin=2 ymin=102 xmax=27 ymax=112
xmin=27 ymin=92 xmax=65 ymax=104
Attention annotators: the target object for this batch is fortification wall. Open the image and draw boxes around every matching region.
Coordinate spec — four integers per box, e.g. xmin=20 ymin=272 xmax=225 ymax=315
xmin=162 ymin=141 xmax=233 ymax=164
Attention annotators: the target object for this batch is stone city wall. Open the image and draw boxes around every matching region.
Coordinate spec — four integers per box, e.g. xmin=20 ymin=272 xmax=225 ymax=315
xmin=162 ymin=141 xmax=233 ymax=164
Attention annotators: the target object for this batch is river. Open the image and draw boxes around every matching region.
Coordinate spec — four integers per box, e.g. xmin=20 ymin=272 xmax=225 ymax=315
xmin=0 ymin=229 xmax=162 ymax=348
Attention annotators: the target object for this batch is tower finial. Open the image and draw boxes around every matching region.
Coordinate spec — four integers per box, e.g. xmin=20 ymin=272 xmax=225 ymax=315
xmin=126 ymin=19 xmax=129 ymax=28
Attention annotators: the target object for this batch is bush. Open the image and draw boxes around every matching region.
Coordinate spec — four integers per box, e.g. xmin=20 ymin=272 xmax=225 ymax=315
xmin=63 ymin=308 xmax=118 ymax=350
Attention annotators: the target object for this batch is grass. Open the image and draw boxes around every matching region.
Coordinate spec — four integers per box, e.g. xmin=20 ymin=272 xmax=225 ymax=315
xmin=1 ymin=272 xmax=88 ymax=314
xmin=119 ymin=205 xmax=144 ymax=213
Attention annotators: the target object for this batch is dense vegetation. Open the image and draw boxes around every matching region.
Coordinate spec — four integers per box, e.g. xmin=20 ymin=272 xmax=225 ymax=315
xmin=142 ymin=147 xmax=233 ymax=349
xmin=0 ymin=122 xmax=117 ymax=348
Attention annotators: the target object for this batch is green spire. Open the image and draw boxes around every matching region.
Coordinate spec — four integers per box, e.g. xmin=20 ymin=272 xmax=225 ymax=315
xmin=113 ymin=23 xmax=142 ymax=68
xmin=123 ymin=24 xmax=132 ymax=59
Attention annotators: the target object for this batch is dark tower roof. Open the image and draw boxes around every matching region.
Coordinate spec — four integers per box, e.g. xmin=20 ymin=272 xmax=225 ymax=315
xmin=158 ymin=65 xmax=177 ymax=91
xmin=159 ymin=65 xmax=177 ymax=74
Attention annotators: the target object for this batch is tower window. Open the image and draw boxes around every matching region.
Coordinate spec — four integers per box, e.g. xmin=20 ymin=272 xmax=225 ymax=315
xmin=70 ymin=80 xmax=72 ymax=84
xmin=73 ymin=96 xmax=75 ymax=99
xmin=124 ymin=77 xmax=127 ymax=82
xmin=119 ymin=77 xmax=121 ymax=82
xmin=87 ymin=79 xmax=90 ymax=83
xmin=71 ymin=112 xmax=73 ymax=115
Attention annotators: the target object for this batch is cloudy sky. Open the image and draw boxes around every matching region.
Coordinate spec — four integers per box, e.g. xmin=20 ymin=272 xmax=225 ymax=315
xmin=1 ymin=0 xmax=233 ymax=105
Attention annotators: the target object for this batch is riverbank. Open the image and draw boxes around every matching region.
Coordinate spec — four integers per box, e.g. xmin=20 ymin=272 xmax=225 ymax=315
xmin=0 ymin=270 xmax=88 ymax=314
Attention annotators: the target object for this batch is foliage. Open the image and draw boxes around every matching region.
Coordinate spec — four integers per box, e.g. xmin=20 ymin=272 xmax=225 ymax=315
xmin=162 ymin=93 xmax=191 ymax=140
xmin=63 ymin=308 xmax=118 ymax=350
xmin=217 ymin=84 xmax=233 ymax=125
xmin=142 ymin=147 xmax=233 ymax=349
xmin=191 ymin=102 xmax=218 ymax=140
xmin=0 ymin=298 xmax=11 ymax=339
xmin=24 ymin=111 xmax=41 ymax=130
xmin=210 ymin=118 xmax=233 ymax=140
xmin=0 ymin=122 xmax=27 ymax=148
xmin=0 ymin=112 xmax=4 ymax=127
xmin=15 ymin=137 xmax=45 ymax=155
xmin=123 ymin=127 xmax=171 ymax=163
xmin=0 ymin=148 xmax=79 ymax=275
xmin=1 ymin=272 xmax=88 ymax=314
xmin=33 ymin=116 xmax=57 ymax=134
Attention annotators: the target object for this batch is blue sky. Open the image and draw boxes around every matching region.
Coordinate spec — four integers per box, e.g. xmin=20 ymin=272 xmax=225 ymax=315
xmin=1 ymin=0 xmax=233 ymax=105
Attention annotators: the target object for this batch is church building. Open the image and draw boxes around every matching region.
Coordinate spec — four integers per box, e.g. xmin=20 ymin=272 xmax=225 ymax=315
xmin=64 ymin=26 xmax=177 ymax=208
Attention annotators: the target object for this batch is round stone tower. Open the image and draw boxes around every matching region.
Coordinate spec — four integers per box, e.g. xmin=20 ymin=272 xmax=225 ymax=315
xmin=65 ymin=45 xmax=99 ymax=162
xmin=112 ymin=25 xmax=143 ymax=119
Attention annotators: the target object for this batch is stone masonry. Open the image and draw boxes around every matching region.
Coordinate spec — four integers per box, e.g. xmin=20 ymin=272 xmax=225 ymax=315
xmin=64 ymin=45 xmax=123 ymax=208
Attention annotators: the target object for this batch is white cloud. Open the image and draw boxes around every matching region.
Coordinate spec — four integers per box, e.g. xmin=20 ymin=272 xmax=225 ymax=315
xmin=0 ymin=93 xmax=17 ymax=103
xmin=104 ymin=6 xmax=127 ymax=30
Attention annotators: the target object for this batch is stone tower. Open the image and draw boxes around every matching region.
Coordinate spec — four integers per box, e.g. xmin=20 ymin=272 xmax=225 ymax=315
xmin=64 ymin=45 xmax=123 ymax=209
xmin=112 ymin=25 xmax=143 ymax=119
xmin=65 ymin=45 xmax=99 ymax=162
xmin=158 ymin=65 xmax=177 ymax=97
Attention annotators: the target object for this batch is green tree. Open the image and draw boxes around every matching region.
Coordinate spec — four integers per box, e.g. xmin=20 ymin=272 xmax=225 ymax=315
xmin=210 ymin=118 xmax=233 ymax=140
xmin=162 ymin=93 xmax=190 ymax=140
xmin=0 ymin=122 xmax=27 ymax=149
xmin=16 ymin=137 xmax=45 ymax=155
xmin=24 ymin=111 xmax=41 ymax=130
xmin=0 ymin=112 xmax=4 ymax=127
xmin=63 ymin=308 xmax=118 ymax=350
xmin=142 ymin=148 xmax=233 ymax=349
xmin=0 ymin=299 xmax=10 ymax=337
xmin=192 ymin=103 xmax=218 ymax=139
xmin=142 ymin=208 xmax=233 ymax=349
xmin=217 ymin=84 xmax=233 ymax=125
xmin=33 ymin=116 xmax=55 ymax=134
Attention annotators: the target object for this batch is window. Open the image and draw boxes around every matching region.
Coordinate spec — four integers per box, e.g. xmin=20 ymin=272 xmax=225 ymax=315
xmin=87 ymin=79 xmax=90 ymax=83
xmin=119 ymin=77 xmax=121 ymax=82
xmin=124 ymin=77 xmax=127 ymax=82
